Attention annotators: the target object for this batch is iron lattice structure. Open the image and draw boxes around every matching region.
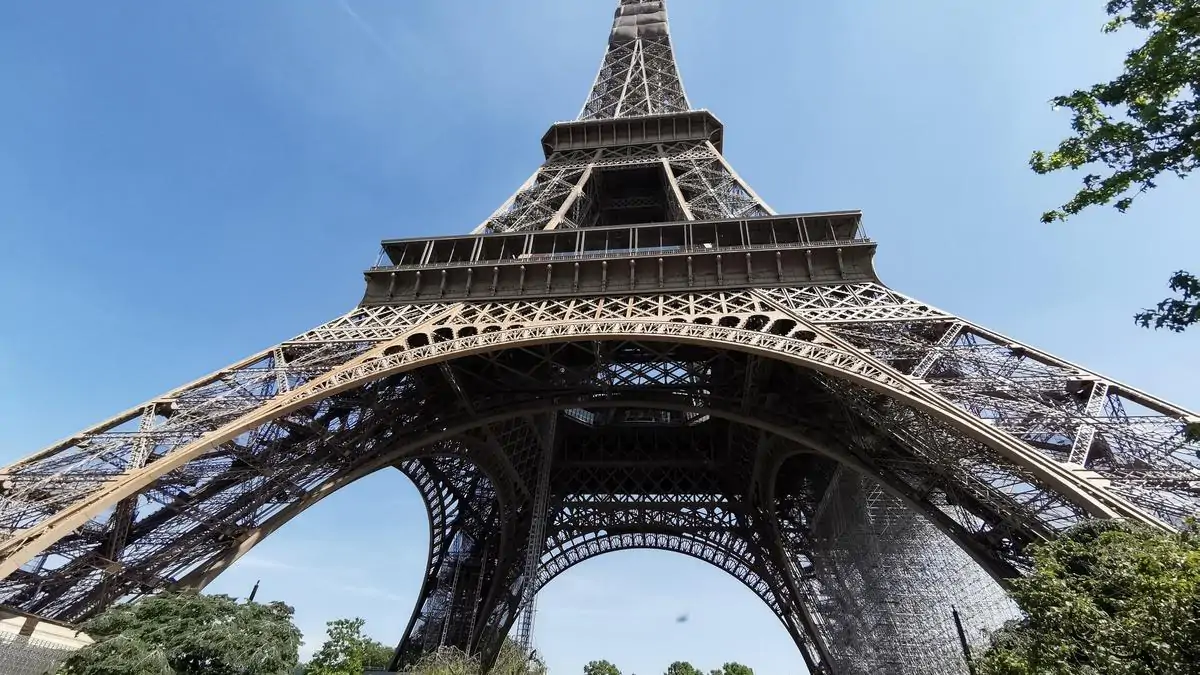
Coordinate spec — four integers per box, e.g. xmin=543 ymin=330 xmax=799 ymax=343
xmin=0 ymin=2 xmax=1197 ymax=673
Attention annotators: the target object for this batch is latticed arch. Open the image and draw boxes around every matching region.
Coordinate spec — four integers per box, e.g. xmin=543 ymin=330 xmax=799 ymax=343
xmin=0 ymin=304 xmax=1194 ymax=672
xmin=0 ymin=318 xmax=1148 ymax=585
xmin=534 ymin=534 xmax=772 ymax=604
xmin=2 ymin=295 xmax=1190 ymax=667
xmin=152 ymin=393 xmax=1017 ymax=596
xmin=153 ymin=390 xmax=1034 ymax=669
xmin=0 ymin=322 xmax=1156 ymax=659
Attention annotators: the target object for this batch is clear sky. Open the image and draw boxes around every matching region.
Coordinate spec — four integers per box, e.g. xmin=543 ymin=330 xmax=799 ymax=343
xmin=1 ymin=1 xmax=1198 ymax=674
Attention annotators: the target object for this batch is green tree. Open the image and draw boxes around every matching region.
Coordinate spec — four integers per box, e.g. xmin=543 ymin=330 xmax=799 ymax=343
xmin=490 ymin=639 xmax=546 ymax=675
xmin=404 ymin=640 xmax=543 ymax=675
xmin=305 ymin=618 xmax=393 ymax=674
xmin=1030 ymin=0 xmax=1199 ymax=330
xmin=1136 ymin=271 xmax=1200 ymax=332
xmin=56 ymin=592 xmax=302 ymax=675
xmin=976 ymin=520 xmax=1200 ymax=675
xmin=363 ymin=639 xmax=394 ymax=669
xmin=708 ymin=664 xmax=753 ymax=675
xmin=409 ymin=648 xmax=478 ymax=675
xmin=665 ymin=662 xmax=702 ymax=675
xmin=583 ymin=660 xmax=622 ymax=675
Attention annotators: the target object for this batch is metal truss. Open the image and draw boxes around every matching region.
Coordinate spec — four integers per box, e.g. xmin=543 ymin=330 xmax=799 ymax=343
xmin=390 ymin=454 xmax=497 ymax=663
xmin=0 ymin=284 xmax=1193 ymax=672
xmin=2 ymin=1 xmax=1198 ymax=674
xmin=579 ymin=1 xmax=690 ymax=120
xmin=475 ymin=141 xmax=771 ymax=233
xmin=472 ymin=2 xmax=769 ymax=233
xmin=542 ymin=141 xmax=716 ymax=172
xmin=825 ymin=319 xmax=1200 ymax=527
xmin=512 ymin=415 xmax=555 ymax=651
xmin=800 ymin=468 xmax=1020 ymax=674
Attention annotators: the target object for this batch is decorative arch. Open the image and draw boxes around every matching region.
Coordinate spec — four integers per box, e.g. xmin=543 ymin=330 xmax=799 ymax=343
xmin=155 ymin=394 xmax=1031 ymax=598
xmin=0 ymin=313 xmax=1167 ymax=670
xmin=533 ymin=532 xmax=776 ymax=610
xmin=0 ymin=317 xmax=1147 ymax=581
xmin=155 ymin=393 xmax=1017 ymax=670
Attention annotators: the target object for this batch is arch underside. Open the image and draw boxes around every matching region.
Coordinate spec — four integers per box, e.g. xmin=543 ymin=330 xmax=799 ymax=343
xmin=0 ymin=288 xmax=1195 ymax=674
xmin=386 ymin=392 xmax=1026 ymax=674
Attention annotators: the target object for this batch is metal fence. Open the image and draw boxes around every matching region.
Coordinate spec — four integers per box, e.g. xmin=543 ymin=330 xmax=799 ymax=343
xmin=0 ymin=630 xmax=76 ymax=675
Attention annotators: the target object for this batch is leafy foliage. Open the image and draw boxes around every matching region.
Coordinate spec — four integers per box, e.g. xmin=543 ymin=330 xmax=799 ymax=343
xmin=304 ymin=618 xmax=393 ymax=674
xmin=490 ymin=639 xmax=547 ymax=675
xmin=665 ymin=662 xmax=702 ymax=675
xmin=1134 ymin=270 xmax=1200 ymax=332
xmin=583 ymin=660 xmax=622 ymax=675
xmin=1032 ymin=0 xmax=1199 ymax=220
xmin=56 ymin=635 xmax=173 ymax=675
xmin=57 ymin=592 xmax=302 ymax=675
xmin=408 ymin=648 xmax=479 ymax=675
xmin=405 ymin=641 xmax=544 ymax=675
xmin=582 ymin=658 xmax=750 ymax=675
xmin=363 ymin=641 xmax=395 ymax=670
xmin=707 ymin=664 xmax=754 ymax=675
xmin=976 ymin=520 xmax=1200 ymax=675
xmin=1031 ymin=0 xmax=1199 ymax=330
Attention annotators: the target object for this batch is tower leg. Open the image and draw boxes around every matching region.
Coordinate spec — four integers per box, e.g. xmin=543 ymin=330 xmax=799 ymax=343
xmin=391 ymin=455 xmax=506 ymax=670
xmin=391 ymin=415 xmax=552 ymax=671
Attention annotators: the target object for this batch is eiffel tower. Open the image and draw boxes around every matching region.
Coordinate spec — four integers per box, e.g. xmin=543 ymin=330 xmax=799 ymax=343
xmin=0 ymin=1 xmax=1196 ymax=673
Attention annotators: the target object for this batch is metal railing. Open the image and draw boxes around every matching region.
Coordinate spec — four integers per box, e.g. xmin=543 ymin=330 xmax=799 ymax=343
xmin=0 ymin=630 xmax=77 ymax=675
xmin=371 ymin=237 xmax=873 ymax=272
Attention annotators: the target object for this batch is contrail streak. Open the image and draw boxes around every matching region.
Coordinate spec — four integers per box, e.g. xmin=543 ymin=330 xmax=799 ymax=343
xmin=337 ymin=0 xmax=405 ymax=66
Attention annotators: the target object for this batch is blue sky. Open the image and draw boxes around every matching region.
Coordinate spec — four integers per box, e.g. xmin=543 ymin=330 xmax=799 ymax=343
xmin=1 ymin=1 xmax=1198 ymax=674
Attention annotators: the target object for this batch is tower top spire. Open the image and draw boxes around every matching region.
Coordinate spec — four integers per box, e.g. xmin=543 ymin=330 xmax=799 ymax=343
xmin=578 ymin=0 xmax=691 ymax=120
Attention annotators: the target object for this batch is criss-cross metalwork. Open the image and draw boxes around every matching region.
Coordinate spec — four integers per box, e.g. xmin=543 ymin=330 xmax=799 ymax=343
xmin=0 ymin=2 xmax=1196 ymax=674
xmin=580 ymin=0 xmax=690 ymax=120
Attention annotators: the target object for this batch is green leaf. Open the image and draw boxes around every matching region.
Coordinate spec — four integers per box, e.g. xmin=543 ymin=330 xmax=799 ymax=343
xmin=57 ymin=592 xmax=302 ymax=675
xmin=1033 ymin=0 xmax=1199 ymax=331
xmin=976 ymin=519 xmax=1200 ymax=675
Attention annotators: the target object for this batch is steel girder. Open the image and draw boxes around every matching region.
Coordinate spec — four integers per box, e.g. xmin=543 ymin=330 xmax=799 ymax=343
xmin=389 ymin=454 xmax=507 ymax=668
xmin=579 ymin=1 xmax=690 ymax=120
xmin=474 ymin=141 xmax=771 ymax=234
xmin=0 ymin=288 xmax=1195 ymax=673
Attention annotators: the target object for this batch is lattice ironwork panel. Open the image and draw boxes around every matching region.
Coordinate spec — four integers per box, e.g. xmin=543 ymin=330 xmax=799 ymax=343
xmin=478 ymin=167 xmax=592 ymax=234
xmin=579 ymin=1 xmax=690 ymax=120
xmin=667 ymin=150 xmax=772 ymax=220
xmin=800 ymin=469 xmax=1020 ymax=675
xmin=825 ymin=319 xmax=1200 ymax=527
xmin=544 ymin=141 xmax=716 ymax=171
xmin=0 ymin=305 xmax=1193 ymax=674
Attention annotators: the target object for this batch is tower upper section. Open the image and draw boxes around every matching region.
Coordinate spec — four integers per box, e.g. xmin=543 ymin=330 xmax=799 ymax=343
xmin=578 ymin=1 xmax=691 ymax=120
